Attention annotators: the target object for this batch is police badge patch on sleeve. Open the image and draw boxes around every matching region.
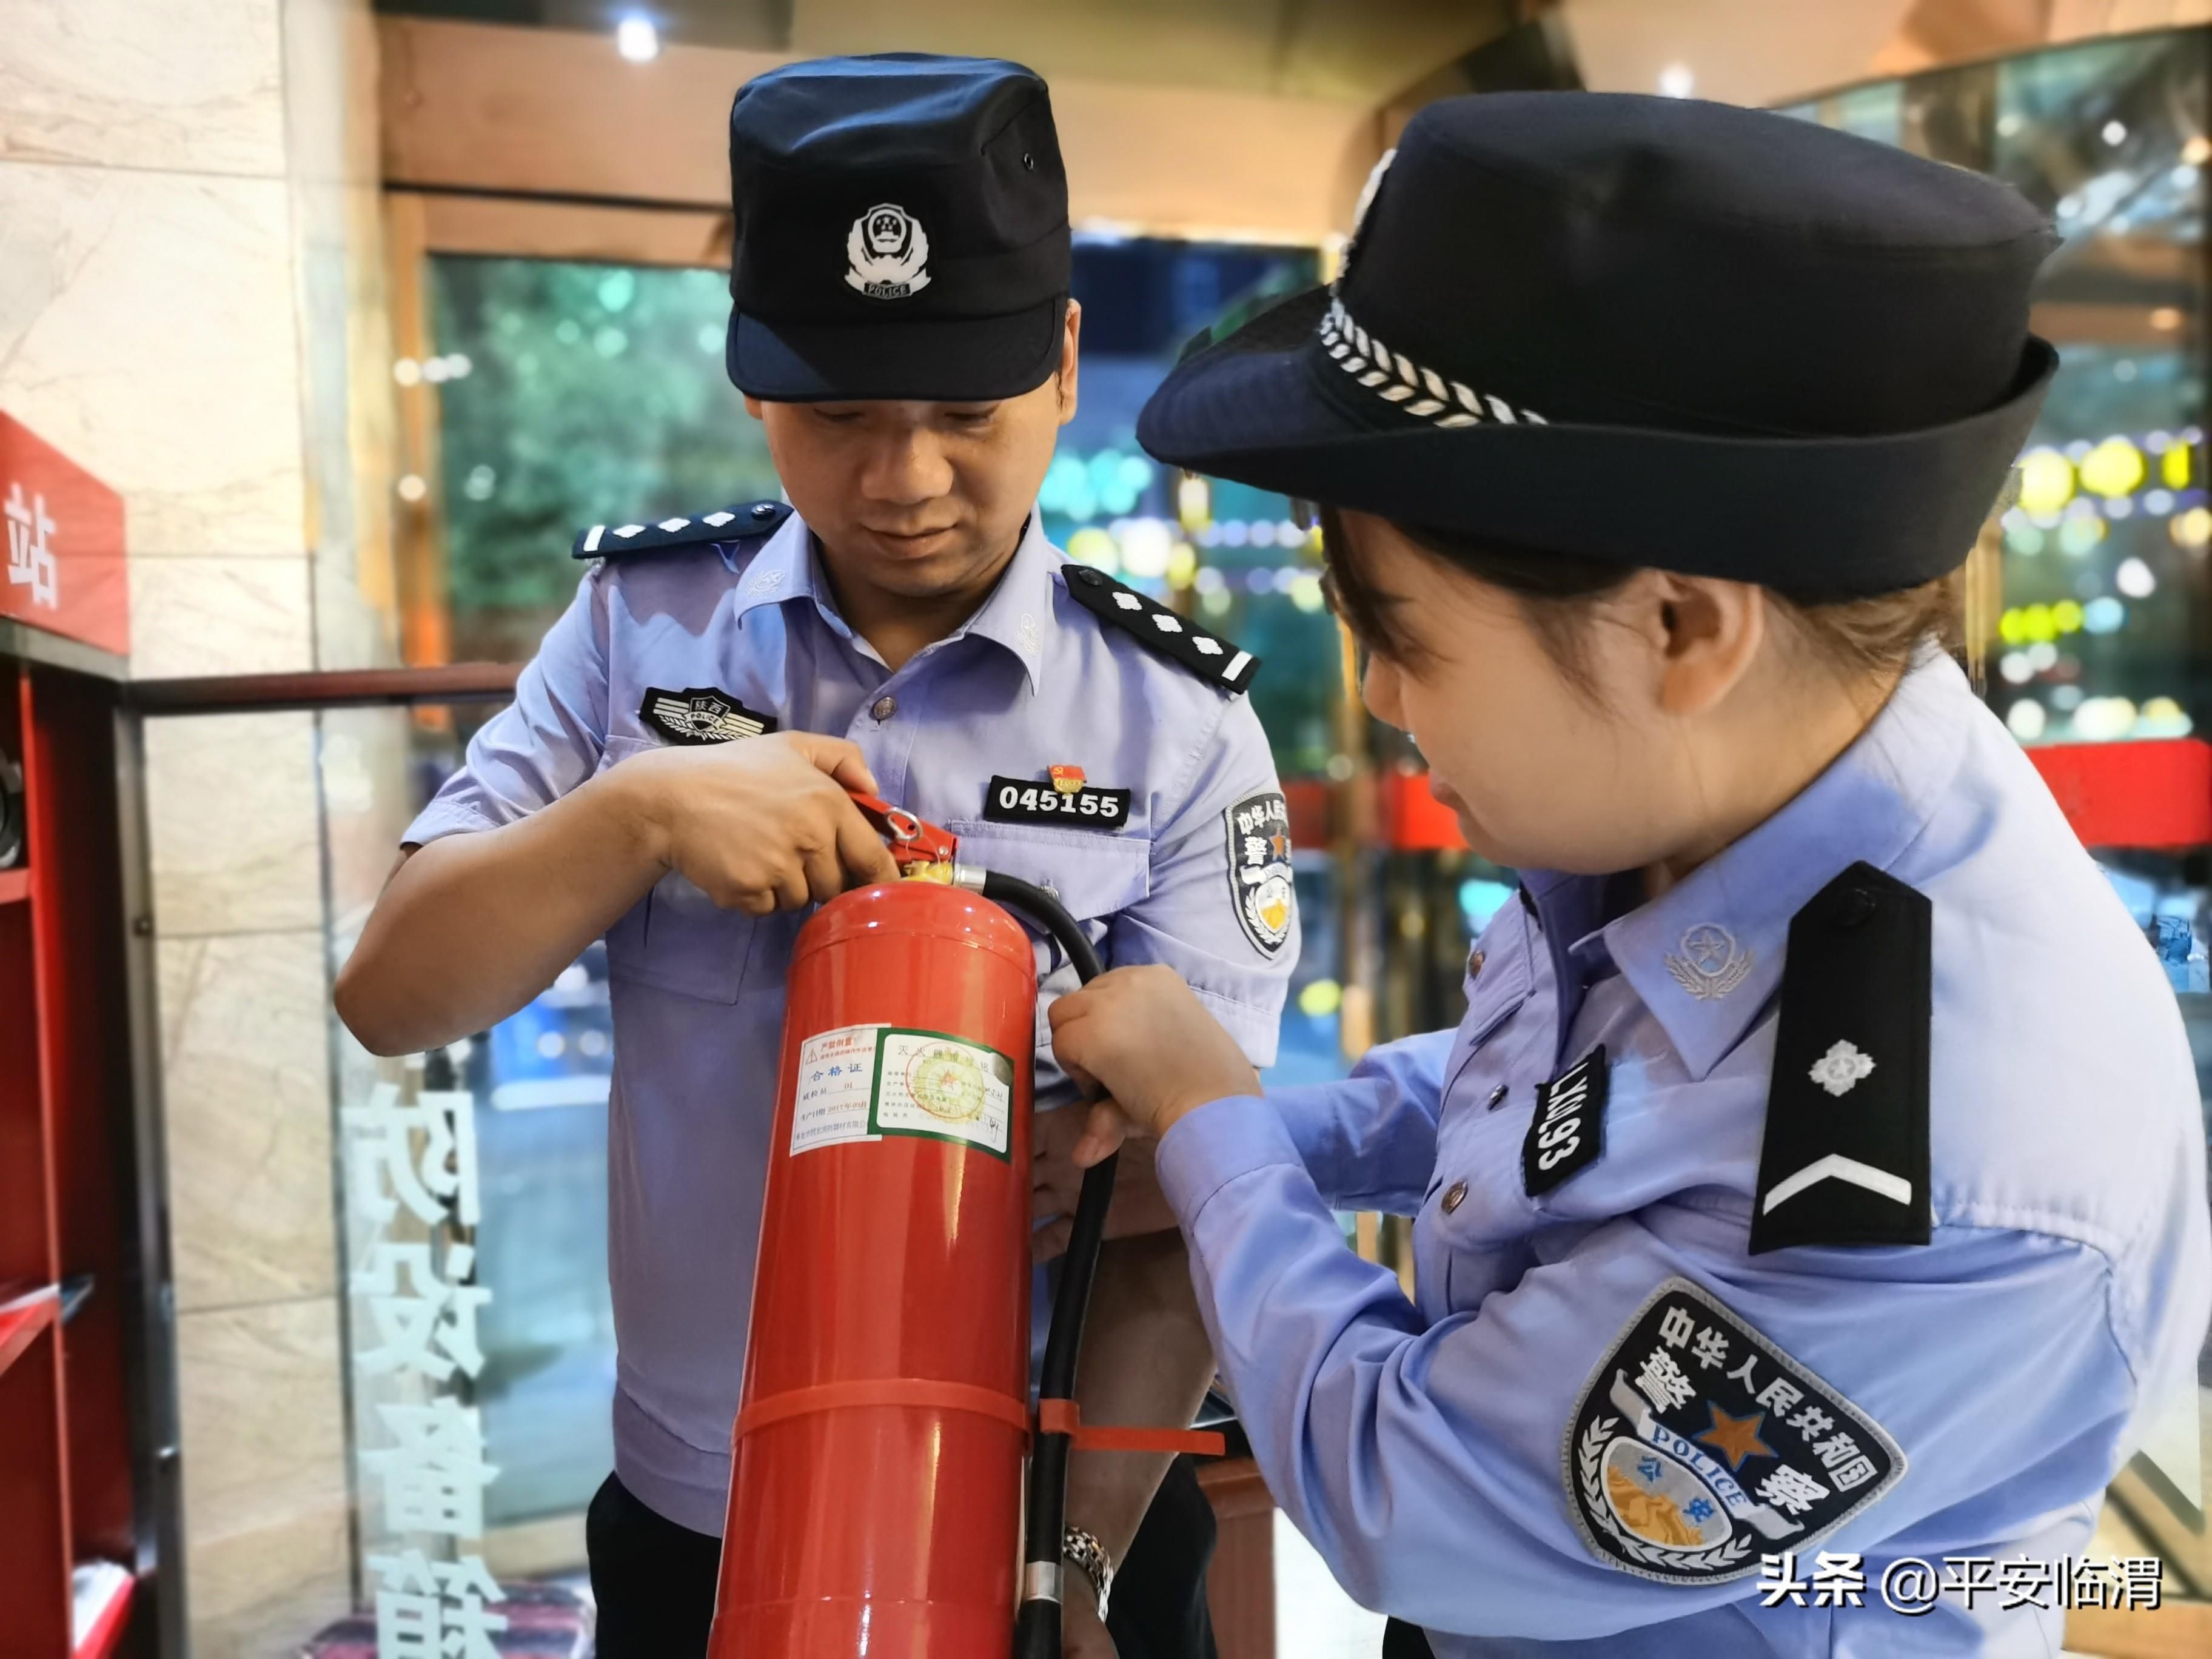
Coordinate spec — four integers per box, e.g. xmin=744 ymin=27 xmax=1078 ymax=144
xmin=1564 ymin=1278 xmax=1904 ymax=1586
xmin=640 ymin=687 xmax=778 ymax=746
xmin=1225 ymin=790 xmax=1294 ymax=957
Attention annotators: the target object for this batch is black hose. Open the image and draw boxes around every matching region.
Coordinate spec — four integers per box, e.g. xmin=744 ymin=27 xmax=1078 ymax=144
xmin=980 ymin=871 xmax=1114 ymax=1659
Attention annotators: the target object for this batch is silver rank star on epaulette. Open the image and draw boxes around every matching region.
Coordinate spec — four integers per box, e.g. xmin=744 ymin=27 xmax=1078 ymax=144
xmin=1061 ymin=563 xmax=1260 ymax=693
xmin=572 ymin=500 xmax=791 ymax=561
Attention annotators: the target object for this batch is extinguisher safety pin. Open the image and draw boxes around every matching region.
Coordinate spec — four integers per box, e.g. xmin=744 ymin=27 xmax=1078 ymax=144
xmin=843 ymin=788 xmax=960 ymax=867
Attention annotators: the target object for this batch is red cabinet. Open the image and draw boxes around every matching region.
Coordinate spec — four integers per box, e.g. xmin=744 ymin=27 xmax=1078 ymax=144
xmin=1 ymin=625 xmax=175 ymax=1657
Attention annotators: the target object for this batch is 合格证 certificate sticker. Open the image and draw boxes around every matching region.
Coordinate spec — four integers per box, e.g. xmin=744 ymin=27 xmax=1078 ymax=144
xmin=869 ymin=1028 xmax=1015 ymax=1159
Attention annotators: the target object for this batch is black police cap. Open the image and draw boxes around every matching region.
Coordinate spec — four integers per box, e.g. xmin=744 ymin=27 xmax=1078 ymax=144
xmin=725 ymin=53 xmax=1070 ymax=403
xmin=1138 ymin=93 xmax=2060 ymax=597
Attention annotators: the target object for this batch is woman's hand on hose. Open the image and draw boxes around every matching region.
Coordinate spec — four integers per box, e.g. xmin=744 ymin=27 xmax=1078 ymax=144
xmin=1048 ymin=965 xmax=1261 ymax=1151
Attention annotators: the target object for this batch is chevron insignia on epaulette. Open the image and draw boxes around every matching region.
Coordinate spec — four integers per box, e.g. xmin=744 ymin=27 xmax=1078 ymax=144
xmin=1062 ymin=563 xmax=1260 ymax=693
xmin=572 ymin=500 xmax=791 ymax=561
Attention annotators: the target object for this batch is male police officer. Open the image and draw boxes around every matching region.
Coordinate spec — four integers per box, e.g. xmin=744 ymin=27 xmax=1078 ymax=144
xmin=335 ymin=54 xmax=1292 ymax=1659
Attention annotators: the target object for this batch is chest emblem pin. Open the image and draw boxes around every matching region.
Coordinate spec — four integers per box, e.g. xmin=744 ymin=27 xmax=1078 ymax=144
xmin=1664 ymin=923 xmax=1754 ymax=1002
xmin=639 ymin=687 xmax=777 ymax=746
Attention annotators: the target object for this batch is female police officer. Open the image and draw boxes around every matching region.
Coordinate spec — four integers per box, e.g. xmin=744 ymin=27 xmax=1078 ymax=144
xmin=1048 ymin=93 xmax=2212 ymax=1654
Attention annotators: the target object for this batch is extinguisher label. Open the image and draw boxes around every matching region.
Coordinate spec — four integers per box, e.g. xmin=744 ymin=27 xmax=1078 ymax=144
xmin=791 ymin=1025 xmax=1016 ymax=1162
xmin=871 ymin=1028 xmax=1016 ymax=1161
xmin=792 ymin=1024 xmax=888 ymax=1155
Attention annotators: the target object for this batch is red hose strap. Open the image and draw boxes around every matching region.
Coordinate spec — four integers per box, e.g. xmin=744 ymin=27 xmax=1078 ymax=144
xmin=735 ymin=1378 xmax=1031 ymax=1441
xmin=1036 ymin=1398 xmax=1228 ymax=1458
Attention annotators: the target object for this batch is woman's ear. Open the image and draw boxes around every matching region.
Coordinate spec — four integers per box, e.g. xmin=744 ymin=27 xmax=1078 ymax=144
xmin=1647 ymin=573 xmax=1765 ymax=717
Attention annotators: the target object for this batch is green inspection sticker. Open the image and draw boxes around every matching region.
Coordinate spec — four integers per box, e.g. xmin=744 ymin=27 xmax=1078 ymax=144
xmin=868 ymin=1027 xmax=1016 ymax=1161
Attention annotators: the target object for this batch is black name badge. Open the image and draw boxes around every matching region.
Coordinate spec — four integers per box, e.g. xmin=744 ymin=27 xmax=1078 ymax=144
xmin=1523 ymin=1044 xmax=1607 ymax=1197
xmin=1564 ymin=1278 xmax=1904 ymax=1584
xmin=984 ymin=776 xmax=1131 ymax=828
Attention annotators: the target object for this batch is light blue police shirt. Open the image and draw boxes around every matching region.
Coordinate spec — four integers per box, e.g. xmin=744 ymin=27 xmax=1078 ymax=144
xmin=404 ymin=507 xmax=1295 ymax=1534
xmin=1155 ymin=652 xmax=2211 ymax=1655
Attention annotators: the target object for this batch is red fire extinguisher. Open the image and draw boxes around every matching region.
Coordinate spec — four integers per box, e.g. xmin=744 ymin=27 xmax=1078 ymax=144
xmin=708 ymin=796 xmax=1221 ymax=1658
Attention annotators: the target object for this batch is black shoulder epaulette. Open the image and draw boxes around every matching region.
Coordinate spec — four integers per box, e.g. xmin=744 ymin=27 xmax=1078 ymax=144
xmin=1749 ymin=862 xmax=1932 ymax=1255
xmin=572 ymin=500 xmax=791 ymax=561
xmin=1061 ymin=563 xmax=1261 ymax=694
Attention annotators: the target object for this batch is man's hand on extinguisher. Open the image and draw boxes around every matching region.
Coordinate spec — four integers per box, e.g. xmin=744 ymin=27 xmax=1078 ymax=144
xmin=617 ymin=730 xmax=900 ymax=913
xmin=335 ymin=730 xmax=902 ymax=1057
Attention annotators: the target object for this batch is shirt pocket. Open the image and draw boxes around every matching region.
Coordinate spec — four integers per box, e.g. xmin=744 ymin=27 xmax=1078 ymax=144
xmin=943 ymin=822 xmax=1151 ymax=1060
xmin=595 ymin=734 xmax=782 ymax=1005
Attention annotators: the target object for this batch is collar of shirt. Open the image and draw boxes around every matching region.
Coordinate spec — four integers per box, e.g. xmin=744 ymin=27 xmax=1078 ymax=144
xmin=726 ymin=507 xmax=1053 ymax=691
xmin=1524 ymin=650 xmax=1979 ymax=1081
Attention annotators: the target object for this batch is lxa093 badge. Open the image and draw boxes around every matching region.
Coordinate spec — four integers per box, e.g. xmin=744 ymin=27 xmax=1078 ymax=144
xmin=1225 ymin=790 xmax=1295 ymax=958
xmin=640 ymin=687 xmax=777 ymax=746
xmin=1523 ymin=1045 xmax=1607 ymax=1196
xmin=984 ymin=766 xmax=1131 ymax=828
xmin=1564 ymin=1278 xmax=1903 ymax=1585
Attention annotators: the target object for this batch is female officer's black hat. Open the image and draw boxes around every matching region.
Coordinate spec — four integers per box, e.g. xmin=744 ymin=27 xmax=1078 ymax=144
xmin=725 ymin=53 xmax=1070 ymax=403
xmin=1138 ymin=93 xmax=2060 ymax=596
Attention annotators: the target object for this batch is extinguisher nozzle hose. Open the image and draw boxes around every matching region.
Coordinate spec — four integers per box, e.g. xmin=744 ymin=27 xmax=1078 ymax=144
xmin=977 ymin=870 xmax=1115 ymax=1658
xmin=979 ymin=870 xmax=1104 ymax=983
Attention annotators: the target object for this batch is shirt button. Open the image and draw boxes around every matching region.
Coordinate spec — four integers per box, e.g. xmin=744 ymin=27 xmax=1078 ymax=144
xmin=1441 ymin=1180 xmax=1469 ymax=1215
xmin=870 ymin=695 xmax=897 ymax=722
xmin=1487 ymin=1084 xmax=1509 ymax=1111
xmin=1467 ymin=948 xmax=1486 ymax=980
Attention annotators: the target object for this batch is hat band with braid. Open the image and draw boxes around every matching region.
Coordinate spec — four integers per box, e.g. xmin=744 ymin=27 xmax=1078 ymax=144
xmin=1317 ymin=297 xmax=1547 ymax=430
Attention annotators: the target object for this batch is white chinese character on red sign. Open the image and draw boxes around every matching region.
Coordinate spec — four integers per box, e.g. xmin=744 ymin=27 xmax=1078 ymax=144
xmin=4 ymin=481 xmax=56 ymax=609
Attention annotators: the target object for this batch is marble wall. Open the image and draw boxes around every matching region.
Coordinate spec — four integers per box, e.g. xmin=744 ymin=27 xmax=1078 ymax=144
xmin=1 ymin=2 xmax=398 ymax=1654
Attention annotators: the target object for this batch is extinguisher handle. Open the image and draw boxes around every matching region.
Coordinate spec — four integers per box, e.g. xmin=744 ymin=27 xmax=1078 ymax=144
xmin=843 ymin=788 xmax=960 ymax=867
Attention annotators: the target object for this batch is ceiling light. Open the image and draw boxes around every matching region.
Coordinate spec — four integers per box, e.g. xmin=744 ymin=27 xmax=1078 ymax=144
xmin=2103 ymin=119 xmax=2127 ymax=146
xmin=616 ymin=15 xmax=660 ymax=62
xmin=1658 ymin=64 xmax=1694 ymax=99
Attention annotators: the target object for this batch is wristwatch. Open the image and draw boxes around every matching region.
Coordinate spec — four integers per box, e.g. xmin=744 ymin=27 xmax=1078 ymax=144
xmin=1062 ymin=1527 xmax=1113 ymax=1623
